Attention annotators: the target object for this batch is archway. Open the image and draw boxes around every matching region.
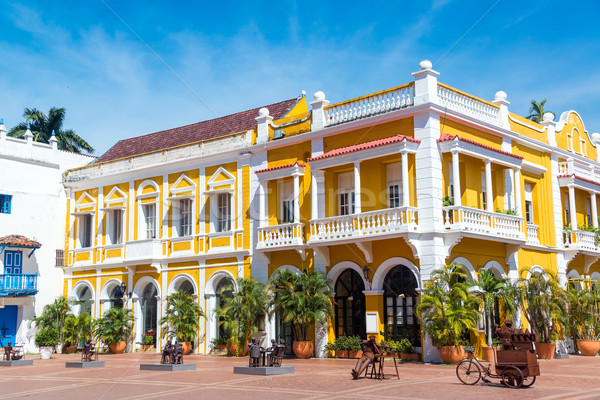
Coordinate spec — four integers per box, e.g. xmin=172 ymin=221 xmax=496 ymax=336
xmin=133 ymin=277 xmax=161 ymax=351
xmin=270 ymin=265 xmax=301 ymax=354
xmin=168 ymin=274 xmax=197 ymax=296
xmin=99 ymin=279 xmax=125 ymax=317
xmin=141 ymin=283 xmax=158 ymax=346
xmin=73 ymin=281 xmax=94 ymax=316
xmin=205 ymin=271 xmax=237 ymax=350
xmin=382 ymin=265 xmax=420 ymax=347
xmin=334 ymin=269 xmax=366 ymax=339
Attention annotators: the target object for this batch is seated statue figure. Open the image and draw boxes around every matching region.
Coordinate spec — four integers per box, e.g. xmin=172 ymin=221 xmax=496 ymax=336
xmin=248 ymin=338 xmax=262 ymax=367
xmin=82 ymin=339 xmax=95 ymax=362
xmin=3 ymin=342 xmax=12 ymax=361
xmin=173 ymin=342 xmax=184 ymax=364
xmin=351 ymin=336 xmax=384 ymax=380
xmin=161 ymin=342 xmax=174 ymax=364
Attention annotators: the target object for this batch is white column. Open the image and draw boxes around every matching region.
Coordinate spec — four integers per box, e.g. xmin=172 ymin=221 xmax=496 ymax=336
xmin=401 ymin=151 xmax=410 ymax=207
xmin=311 ymin=170 xmax=318 ymax=219
xmin=485 ymin=160 xmax=493 ymax=212
xmin=293 ymin=173 xmax=300 ymax=223
xmin=354 ymin=161 xmax=361 ymax=214
xmin=452 ymin=150 xmax=461 ymax=206
xmin=514 ymin=168 xmax=522 ymax=217
xmin=258 ymin=181 xmax=266 ymax=228
xmin=592 ymin=193 xmax=598 ymax=228
xmin=568 ymin=184 xmax=577 ymax=228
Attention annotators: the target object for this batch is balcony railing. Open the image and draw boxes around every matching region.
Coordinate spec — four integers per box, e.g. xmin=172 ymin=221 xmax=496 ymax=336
xmin=125 ymin=239 xmax=163 ymax=261
xmin=527 ymin=224 xmax=539 ymax=245
xmin=257 ymin=223 xmax=304 ymax=249
xmin=309 ymin=207 xmax=417 ymax=243
xmin=558 ymin=160 xmax=600 ymax=184
xmin=563 ymin=229 xmax=598 ymax=251
xmin=442 ymin=206 xmax=525 ymax=240
xmin=0 ymin=274 xmax=38 ymax=296
xmin=437 ymin=83 xmax=499 ymax=126
xmin=325 ymin=83 xmax=414 ymax=126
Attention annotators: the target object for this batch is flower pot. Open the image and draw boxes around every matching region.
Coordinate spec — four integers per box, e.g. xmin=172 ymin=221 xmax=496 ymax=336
xmin=482 ymin=346 xmax=496 ymax=362
xmin=216 ymin=344 xmax=226 ymax=350
xmin=535 ymin=342 xmax=555 ymax=360
xmin=228 ymin=341 xmax=248 ymax=356
xmin=401 ymin=352 xmax=420 ymax=361
xmin=439 ymin=345 xmax=465 ymax=364
xmin=63 ymin=345 xmax=78 ymax=354
xmin=577 ymin=339 xmax=600 ymax=356
xmin=39 ymin=346 xmax=53 ymax=360
xmin=141 ymin=345 xmax=155 ymax=351
xmin=109 ymin=341 xmax=127 ymax=354
xmin=335 ymin=350 xmax=349 ymax=358
xmin=349 ymin=350 xmax=363 ymax=359
xmin=181 ymin=342 xmax=192 ymax=355
xmin=292 ymin=340 xmax=314 ymax=359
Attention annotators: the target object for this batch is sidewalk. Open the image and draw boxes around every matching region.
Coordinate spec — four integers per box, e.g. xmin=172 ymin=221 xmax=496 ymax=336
xmin=0 ymin=353 xmax=598 ymax=399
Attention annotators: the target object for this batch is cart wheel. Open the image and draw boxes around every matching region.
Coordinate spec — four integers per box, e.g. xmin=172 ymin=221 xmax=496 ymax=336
xmin=522 ymin=375 xmax=536 ymax=387
xmin=501 ymin=366 xmax=523 ymax=389
xmin=456 ymin=359 xmax=481 ymax=385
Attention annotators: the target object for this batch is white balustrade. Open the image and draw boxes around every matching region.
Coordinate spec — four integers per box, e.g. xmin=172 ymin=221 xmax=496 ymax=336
xmin=442 ymin=206 xmax=525 ymax=239
xmin=557 ymin=160 xmax=600 ymax=184
xmin=437 ymin=84 xmax=499 ymax=125
xmin=563 ymin=229 xmax=599 ymax=251
xmin=309 ymin=207 xmax=417 ymax=242
xmin=325 ymin=84 xmax=414 ymax=126
xmin=526 ymin=224 xmax=539 ymax=245
xmin=257 ymin=223 xmax=304 ymax=248
xmin=125 ymin=239 xmax=162 ymax=260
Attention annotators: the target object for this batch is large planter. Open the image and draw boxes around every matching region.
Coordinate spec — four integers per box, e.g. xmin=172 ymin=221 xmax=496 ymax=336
xmin=141 ymin=345 xmax=155 ymax=351
xmin=335 ymin=350 xmax=349 ymax=358
xmin=439 ymin=345 xmax=465 ymax=364
xmin=216 ymin=344 xmax=226 ymax=350
xmin=109 ymin=341 xmax=127 ymax=354
xmin=482 ymin=346 xmax=496 ymax=362
xmin=228 ymin=341 xmax=248 ymax=356
xmin=39 ymin=346 xmax=53 ymax=360
xmin=181 ymin=341 xmax=192 ymax=355
xmin=63 ymin=345 xmax=77 ymax=354
xmin=577 ymin=339 xmax=600 ymax=357
xmin=535 ymin=342 xmax=555 ymax=360
xmin=293 ymin=341 xmax=314 ymax=359
xmin=401 ymin=352 xmax=420 ymax=361
xmin=349 ymin=350 xmax=363 ymax=359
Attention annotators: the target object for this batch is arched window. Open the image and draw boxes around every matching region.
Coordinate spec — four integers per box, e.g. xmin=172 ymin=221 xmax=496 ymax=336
xmin=177 ymin=279 xmax=195 ymax=295
xmin=215 ymin=278 xmax=234 ymax=339
xmin=141 ymin=284 xmax=158 ymax=334
xmin=109 ymin=285 xmax=125 ymax=309
xmin=334 ymin=269 xmax=366 ymax=338
xmin=77 ymin=286 xmax=93 ymax=315
xmin=383 ymin=265 xmax=420 ymax=345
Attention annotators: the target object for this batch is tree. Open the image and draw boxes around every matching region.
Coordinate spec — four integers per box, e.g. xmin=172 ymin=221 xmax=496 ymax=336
xmin=32 ymin=296 xmax=73 ymax=346
xmin=161 ymin=290 xmax=204 ymax=343
xmin=526 ymin=99 xmax=554 ymax=123
xmin=94 ymin=307 xmax=134 ymax=345
xmin=8 ymin=107 xmax=94 ymax=154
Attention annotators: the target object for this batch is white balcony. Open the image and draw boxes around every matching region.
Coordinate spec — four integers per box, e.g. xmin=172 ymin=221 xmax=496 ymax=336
xmin=257 ymin=223 xmax=305 ymax=250
xmin=558 ymin=159 xmax=600 ymax=185
xmin=309 ymin=207 xmax=417 ymax=244
xmin=437 ymin=83 xmax=500 ymax=126
xmin=563 ymin=229 xmax=599 ymax=252
xmin=442 ymin=206 xmax=525 ymax=241
xmin=125 ymin=239 xmax=163 ymax=262
xmin=526 ymin=224 xmax=540 ymax=245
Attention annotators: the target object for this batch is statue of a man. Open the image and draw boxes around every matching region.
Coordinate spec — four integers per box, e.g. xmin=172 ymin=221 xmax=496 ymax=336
xmin=351 ymin=336 xmax=384 ymax=379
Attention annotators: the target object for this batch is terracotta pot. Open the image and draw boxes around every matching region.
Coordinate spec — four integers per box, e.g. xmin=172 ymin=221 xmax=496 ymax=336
xmin=401 ymin=353 xmax=420 ymax=361
xmin=293 ymin=340 xmax=314 ymax=359
xmin=216 ymin=344 xmax=226 ymax=350
xmin=64 ymin=345 xmax=77 ymax=354
xmin=349 ymin=350 xmax=363 ymax=359
xmin=181 ymin=342 xmax=192 ymax=355
xmin=535 ymin=342 xmax=555 ymax=360
xmin=482 ymin=346 xmax=496 ymax=362
xmin=141 ymin=345 xmax=155 ymax=351
xmin=577 ymin=339 xmax=600 ymax=357
xmin=109 ymin=341 xmax=127 ymax=354
xmin=335 ymin=350 xmax=349 ymax=358
xmin=228 ymin=341 xmax=248 ymax=356
xmin=439 ymin=345 xmax=465 ymax=364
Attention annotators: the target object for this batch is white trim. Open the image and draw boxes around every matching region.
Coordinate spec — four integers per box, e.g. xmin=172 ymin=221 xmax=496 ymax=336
xmin=104 ymin=186 xmax=128 ymax=206
xmin=136 ymin=179 xmax=160 ymax=199
xmin=481 ymin=260 xmax=507 ymax=279
xmin=72 ymin=280 xmax=95 ymax=316
xmin=566 ymin=269 xmax=581 ymax=280
xmin=450 ymin=257 xmax=477 ymax=280
xmin=205 ymin=270 xmax=238 ymax=296
xmin=590 ymin=272 xmax=600 ymax=281
xmin=327 ymin=261 xmax=370 ymax=290
xmin=167 ymin=273 xmax=198 ymax=295
xmin=170 ymin=173 xmax=197 ymax=195
xmin=371 ymin=257 xmax=421 ymax=291
xmin=207 ymin=166 xmax=235 ymax=191
xmin=525 ymin=265 xmax=547 ymax=280
xmin=75 ymin=191 xmax=97 ymax=211
xmin=270 ymin=265 xmax=302 ymax=280
xmin=132 ymin=276 xmax=161 ymax=351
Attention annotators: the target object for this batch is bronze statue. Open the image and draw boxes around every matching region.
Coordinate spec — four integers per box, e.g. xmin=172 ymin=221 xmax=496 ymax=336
xmin=82 ymin=340 xmax=96 ymax=362
xmin=161 ymin=341 xmax=184 ymax=364
xmin=3 ymin=342 xmax=23 ymax=361
xmin=351 ymin=336 xmax=384 ymax=379
xmin=249 ymin=339 xmax=263 ymax=367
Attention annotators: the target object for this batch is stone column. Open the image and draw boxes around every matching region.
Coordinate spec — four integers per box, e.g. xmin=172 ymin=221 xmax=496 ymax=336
xmin=293 ymin=173 xmax=300 ymax=223
xmin=568 ymin=184 xmax=577 ymax=228
xmin=514 ymin=168 xmax=522 ymax=217
xmin=485 ymin=160 xmax=493 ymax=212
xmin=401 ymin=150 xmax=410 ymax=207
xmin=451 ymin=150 xmax=461 ymax=206
xmin=354 ymin=161 xmax=361 ymax=214
xmin=592 ymin=192 xmax=598 ymax=228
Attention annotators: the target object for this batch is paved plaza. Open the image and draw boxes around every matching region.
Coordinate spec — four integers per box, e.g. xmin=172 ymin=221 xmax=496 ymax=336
xmin=0 ymin=353 xmax=598 ymax=399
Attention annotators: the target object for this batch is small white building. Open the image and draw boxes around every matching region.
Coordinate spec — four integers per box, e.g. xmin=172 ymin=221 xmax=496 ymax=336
xmin=0 ymin=120 xmax=93 ymax=352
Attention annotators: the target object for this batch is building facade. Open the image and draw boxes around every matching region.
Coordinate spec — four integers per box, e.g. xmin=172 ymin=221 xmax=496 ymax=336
xmin=0 ymin=122 xmax=92 ymax=352
xmin=62 ymin=61 xmax=600 ymax=361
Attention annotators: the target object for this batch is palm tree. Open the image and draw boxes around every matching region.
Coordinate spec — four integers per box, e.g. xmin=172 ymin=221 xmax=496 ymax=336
xmin=94 ymin=307 xmax=134 ymax=345
xmin=526 ymin=99 xmax=554 ymax=123
xmin=161 ymin=290 xmax=204 ymax=343
xmin=32 ymin=296 xmax=73 ymax=346
xmin=8 ymin=107 xmax=94 ymax=154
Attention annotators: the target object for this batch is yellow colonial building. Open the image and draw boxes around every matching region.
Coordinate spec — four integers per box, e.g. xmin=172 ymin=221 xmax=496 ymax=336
xmin=63 ymin=60 xmax=600 ymax=361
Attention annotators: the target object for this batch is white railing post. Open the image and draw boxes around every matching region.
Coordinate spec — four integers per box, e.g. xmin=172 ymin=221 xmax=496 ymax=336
xmin=540 ymin=112 xmax=557 ymax=147
xmin=492 ymin=91 xmax=510 ymax=129
xmin=255 ymin=108 xmax=273 ymax=144
xmin=412 ymin=60 xmax=439 ymax=106
xmin=310 ymin=91 xmax=330 ymax=130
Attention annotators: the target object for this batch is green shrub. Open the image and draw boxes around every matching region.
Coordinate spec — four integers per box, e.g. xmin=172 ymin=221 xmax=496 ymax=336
xmin=35 ymin=327 xmax=59 ymax=347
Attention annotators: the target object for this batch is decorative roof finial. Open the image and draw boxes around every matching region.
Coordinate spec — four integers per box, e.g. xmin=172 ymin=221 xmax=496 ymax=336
xmin=51 ymin=130 xmax=56 ymax=136
xmin=27 ymin=122 xmax=30 ymax=129
xmin=0 ymin=118 xmax=4 ymax=125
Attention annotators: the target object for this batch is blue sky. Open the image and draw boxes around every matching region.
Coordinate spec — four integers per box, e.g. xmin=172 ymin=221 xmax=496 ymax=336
xmin=1 ymin=0 xmax=599 ymax=155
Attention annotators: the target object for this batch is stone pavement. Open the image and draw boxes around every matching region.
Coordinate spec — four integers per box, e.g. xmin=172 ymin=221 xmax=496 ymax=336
xmin=0 ymin=352 xmax=598 ymax=399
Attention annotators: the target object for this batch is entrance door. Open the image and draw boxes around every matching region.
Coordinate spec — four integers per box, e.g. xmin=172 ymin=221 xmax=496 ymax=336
xmin=275 ymin=314 xmax=293 ymax=355
xmin=141 ymin=284 xmax=158 ymax=336
xmin=383 ymin=265 xmax=420 ymax=346
xmin=334 ymin=269 xmax=366 ymax=338
xmin=0 ymin=306 xmax=18 ymax=347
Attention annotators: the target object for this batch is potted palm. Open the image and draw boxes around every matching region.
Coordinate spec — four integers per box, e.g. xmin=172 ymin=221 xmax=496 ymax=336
xmin=518 ymin=271 xmax=566 ymax=359
xmin=471 ymin=270 xmax=516 ymax=361
xmin=61 ymin=313 xmax=93 ymax=353
xmin=216 ymin=278 xmax=269 ymax=357
xmin=399 ymin=338 xmax=419 ymax=361
xmin=31 ymin=296 xmax=73 ymax=353
xmin=94 ymin=307 xmax=134 ymax=354
xmin=161 ymin=290 xmax=204 ymax=355
xmin=347 ymin=336 xmax=363 ymax=359
xmin=35 ymin=327 xmax=59 ymax=359
xmin=269 ymin=270 xmax=334 ymax=359
xmin=564 ymin=284 xmax=600 ymax=356
xmin=416 ymin=264 xmax=481 ymax=364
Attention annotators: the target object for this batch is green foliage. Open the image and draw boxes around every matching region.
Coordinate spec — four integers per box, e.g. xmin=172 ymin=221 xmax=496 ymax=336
xmin=496 ymin=208 xmax=517 ymax=215
xmin=578 ymin=225 xmax=600 ymax=246
xmin=518 ymin=270 xmax=566 ymax=343
xmin=526 ymin=99 xmax=554 ymax=123
xmin=8 ymin=107 xmax=94 ymax=154
xmin=564 ymin=284 xmax=600 ymax=341
xmin=216 ymin=278 xmax=269 ymax=344
xmin=329 ymin=335 xmax=362 ymax=351
xmin=210 ymin=336 xmax=228 ymax=347
xmin=442 ymin=196 xmax=454 ymax=207
xmin=140 ymin=333 xmax=155 ymax=346
xmin=415 ymin=264 xmax=481 ymax=348
xmin=161 ymin=290 xmax=204 ymax=342
xmin=32 ymin=297 xmax=73 ymax=345
xmin=269 ymin=270 xmax=334 ymax=342
xmin=94 ymin=307 xmax=134 ymax=345
xmin=62 ymin=313 xmax=94 ymax=346
xmin=35 ymin=327 xmax=59 ymax=347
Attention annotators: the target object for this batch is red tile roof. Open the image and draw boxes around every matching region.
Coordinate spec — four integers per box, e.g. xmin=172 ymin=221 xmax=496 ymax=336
xmin=0 ymin=235 xmax=41 ymax=248
xmin=307 ymin=134 xmax=420 ymax=162
xmin=95 ymin=98 xmax=299 ymax=163
xmin=256 ymin=162 xmax=306 ymax=174
xmin=559 ymin=173 xmax=600 ymax=187
xmin=438 ymin=134 xmax=524 ymax=160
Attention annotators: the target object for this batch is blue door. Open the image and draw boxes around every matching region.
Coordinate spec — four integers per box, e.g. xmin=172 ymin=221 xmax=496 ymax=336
xmin=4 ymin=251 xmax=22 ymax=274
xmin=0 ymin=306 xmax=18 ymax=347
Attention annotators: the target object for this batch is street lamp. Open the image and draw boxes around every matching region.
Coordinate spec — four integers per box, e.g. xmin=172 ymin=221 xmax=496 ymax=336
xmin=362 ymin=265 xmax=370 ymax=281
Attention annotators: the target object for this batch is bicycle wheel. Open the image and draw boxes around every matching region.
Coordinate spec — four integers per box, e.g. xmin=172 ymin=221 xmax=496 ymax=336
xmin=501 ymin=366 xmax=523 ymax=389
xmin=456 ymin=359 xmax=481 ymax=385
xmin=522 ymin=375 xmax=536 ymax=387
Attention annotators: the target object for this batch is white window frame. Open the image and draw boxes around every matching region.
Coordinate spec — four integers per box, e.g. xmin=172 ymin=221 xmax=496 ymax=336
xmin=108 ymin=209 xmax=124 ymax=245
xmin=337 ymin=171 xmax=355 ymax=216
xmin=586 ymin=198 xmax=592 ymax=226
xmin=481 ymin=171 xmax=487 ymax=210
xmin=279 ymin=181 xmax=294 ymax=224
xmin=78 ymin=213 xmax=94 ymax=248
xmin=524 ymin=183 xmax=534 ymax=225
xmin=177 ymin=198 xmax=193 ymax=237
xmin=386 ymin=162 xmax=402 ymax=208
xmin=564 ymin=194 xmax=571 ymax=226
xmin=448 ymin=162 xmax=454 ymax=201
xmin=567 ymin=132 xmax=574 ymax=152
xmin=215 ymin=192 xmax=232 ymax=232
xmin=141 ymin=203 xmax=157 ymax=239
